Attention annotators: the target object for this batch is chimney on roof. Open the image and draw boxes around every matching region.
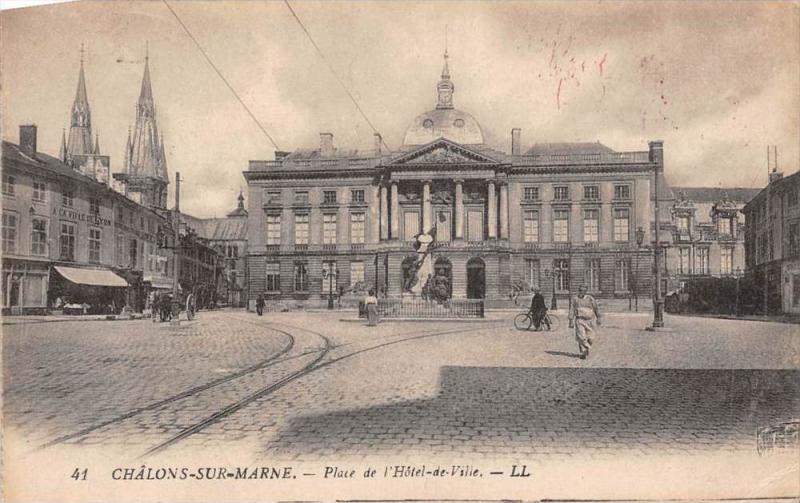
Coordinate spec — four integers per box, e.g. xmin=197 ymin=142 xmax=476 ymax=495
xmin=19 ymin=125 xmax=38 ymax=157
xmin=320 ymin=133 xmax=334 ymax=157
xmin=373 ymin=133 xmax=382 ymax=156
xmin=511 ymin=128 xmax=521 ymax=156
xmin=648 ymin=140 xmax=664 ymax=170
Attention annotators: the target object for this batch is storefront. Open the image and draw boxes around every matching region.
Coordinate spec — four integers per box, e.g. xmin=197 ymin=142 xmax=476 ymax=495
xmin=49 ymin=265 xmax=128 ymax=314
xmin=2 ymin=260 xmax=50 ymax=315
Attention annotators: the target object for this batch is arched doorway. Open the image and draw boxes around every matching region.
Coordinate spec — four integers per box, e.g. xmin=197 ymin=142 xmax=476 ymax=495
xmin=466 ymin=257 xmax=486 ymax=299
xmin=433 ymin=257 xmax=452 ymax=299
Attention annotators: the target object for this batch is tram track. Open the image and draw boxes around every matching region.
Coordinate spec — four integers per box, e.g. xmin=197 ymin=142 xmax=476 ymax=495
xmin=36 ymin=312 xmax=505 ymax=457
xmin=38 ymin=320 xmax=299 ymax=450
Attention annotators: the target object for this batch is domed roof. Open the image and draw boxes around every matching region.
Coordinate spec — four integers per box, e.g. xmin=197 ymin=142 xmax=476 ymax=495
xmin=402 ymin=50 xmax=484 ymax=146
xmin=404 ymin=108 xmax=484 ymax=146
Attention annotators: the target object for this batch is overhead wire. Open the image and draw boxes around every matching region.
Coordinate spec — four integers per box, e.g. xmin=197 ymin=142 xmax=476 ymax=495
xmin=283 ymin=0 xmax=392 ymax=153
xmin=161 ymin=0 xmax=281 ymax=151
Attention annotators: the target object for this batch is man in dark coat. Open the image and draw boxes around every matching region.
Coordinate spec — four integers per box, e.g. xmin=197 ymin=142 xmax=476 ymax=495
xmin=256 ymin=294 xmax=265 ymax=316
xmin=528 ymin=287 xmax=547 ymax=330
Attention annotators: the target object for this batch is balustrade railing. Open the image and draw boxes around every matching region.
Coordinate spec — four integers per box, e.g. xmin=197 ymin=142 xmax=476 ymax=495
xmin=359 ymin=299 xmax=484 ymax=319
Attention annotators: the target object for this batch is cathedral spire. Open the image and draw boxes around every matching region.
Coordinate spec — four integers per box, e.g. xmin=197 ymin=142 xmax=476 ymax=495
xmin=66 ymin=44 xmax=93 ymax=158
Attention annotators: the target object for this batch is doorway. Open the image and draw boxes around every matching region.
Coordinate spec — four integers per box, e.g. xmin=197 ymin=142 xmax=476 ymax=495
xmin=466 ymin=257 xmax=486 ymax=299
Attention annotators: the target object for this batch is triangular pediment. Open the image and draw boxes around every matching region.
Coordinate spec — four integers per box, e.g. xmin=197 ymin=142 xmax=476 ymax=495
xmin=391 ymin=138 xmax=499 ymax=165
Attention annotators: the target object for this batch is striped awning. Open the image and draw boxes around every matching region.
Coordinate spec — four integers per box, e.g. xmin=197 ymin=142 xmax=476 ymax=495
xmin=54 ymin=266 xmax=128 ymax=288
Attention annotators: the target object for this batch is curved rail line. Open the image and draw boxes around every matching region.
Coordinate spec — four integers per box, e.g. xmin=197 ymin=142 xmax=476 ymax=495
xmin=140 ymin=332 xmax=333 ymax=457
xmin=38 ymin=322 xmax=298 ymax=450
xmin=138 ymin=317 xmax=506 ymax=458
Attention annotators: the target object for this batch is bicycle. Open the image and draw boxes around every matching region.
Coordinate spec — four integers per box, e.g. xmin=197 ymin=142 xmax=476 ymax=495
xmin=513 ymin=311 xmax=560 ymax=331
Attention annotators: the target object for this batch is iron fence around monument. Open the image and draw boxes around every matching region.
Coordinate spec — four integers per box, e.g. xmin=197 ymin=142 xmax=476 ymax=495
xmin=358 ymin=299 xmax=484 ymax=319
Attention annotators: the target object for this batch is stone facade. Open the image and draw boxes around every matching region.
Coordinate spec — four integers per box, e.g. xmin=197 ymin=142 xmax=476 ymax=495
xmin=244 ymin=53 xmax=668 ymax=307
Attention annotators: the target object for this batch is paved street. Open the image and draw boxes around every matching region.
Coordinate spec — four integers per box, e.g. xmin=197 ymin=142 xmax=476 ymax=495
xmin=3 ymin=309 xmax=799 ymax=463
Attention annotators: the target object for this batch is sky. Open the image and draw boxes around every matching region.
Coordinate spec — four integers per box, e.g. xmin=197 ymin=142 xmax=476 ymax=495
xmin=2 ymin=0 xmax=798 ymax=218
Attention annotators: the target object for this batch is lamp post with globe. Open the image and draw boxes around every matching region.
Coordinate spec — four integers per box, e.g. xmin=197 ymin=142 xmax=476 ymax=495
xmin=634 ymin=226 xmax=646 ymax=312
xmin=323 ymin=263 xmax=339 ymax=310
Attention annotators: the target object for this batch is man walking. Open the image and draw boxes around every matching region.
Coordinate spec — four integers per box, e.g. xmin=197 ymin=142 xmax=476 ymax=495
xmin=256 ymin=294 xmax=265 ymax=316
xmin=569 ymin=285 xmax=601 ymax=359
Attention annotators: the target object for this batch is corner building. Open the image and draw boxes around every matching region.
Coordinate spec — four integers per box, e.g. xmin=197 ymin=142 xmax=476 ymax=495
xmin=245 ymin=53 xmax=665 ymax=306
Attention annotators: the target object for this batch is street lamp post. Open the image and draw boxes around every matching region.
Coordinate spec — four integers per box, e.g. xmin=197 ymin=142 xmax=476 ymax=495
xmin=651 ymin=165 xmax=665 ymax=329
xmin=324 ymin=263 xmax=339 ymax=310
xmin=635 ymin=226 xmax=645 ymax=312
xmin=734 ymin=267 xmax=743 ymax=317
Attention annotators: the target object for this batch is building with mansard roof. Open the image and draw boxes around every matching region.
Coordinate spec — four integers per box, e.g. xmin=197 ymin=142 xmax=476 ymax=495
xmin=244 ymin=51 xmax=674 ymax=308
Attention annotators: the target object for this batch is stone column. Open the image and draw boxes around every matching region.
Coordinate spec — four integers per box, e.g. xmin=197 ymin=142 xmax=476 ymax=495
xmin=487 ymin=180 xmax=497 ymax=239
xmin=454 ymin=179 xmax=464 ymax=240
xmin=499 ymin=182 xmax=509 ymax=239
xmin=380 ymin=185 xmax=388 ymax=240
xmin=422 ymin=180 xmax=432 ymax=233
xmin=390 ymin=182 xmax=399 ymax=240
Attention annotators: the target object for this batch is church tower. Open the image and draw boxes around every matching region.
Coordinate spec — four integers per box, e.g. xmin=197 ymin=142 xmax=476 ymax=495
xmin=114 ymin=51 xmax=169 ymax=209
xmin=64 ymin=45 xmax=111 ymax=184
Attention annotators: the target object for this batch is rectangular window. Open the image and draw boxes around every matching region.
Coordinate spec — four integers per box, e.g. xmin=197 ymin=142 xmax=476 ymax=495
xmin=350 ymin=212 xmax=365 ymax=244
xmin=677 ymin=216 xmax=690 ymax=232
xmin=720 ymin=248 xmax=733 ymax=275
xmin=613 ymin=208 xmax=629 ymax=242
xmin=617 ymin=259 xmax=630 ymax=291
xmin=584 ymin=185 xmax=599 ymax=200
xmin=116 ymin=206 xmax=124 ymax=222
xmin=265 ymin=263 xmax=280 ymax=292
xmin=523 ymin=210 xmax=539 ymax=242
xmin=525 ymin=258 xmax=540 ymax=288
xmin=614 ymin=184 xmax=631 ymax=200
xmin=294 ymin=262 xmax=308 ymax=291
xmin=586 ymin=258 xmax=600 ymax=291
xmin=583 ymin=209 xmax=599 ymax=242
xmin=115 ymin=234 xmax=125 ymax=265
xmin=89 ymin=228 xmax=101 ymax=263
xmin=89 ymin=197 xmax=100 ymax=215
xmin=554 ymin=258 xmax=569 ymax=291
xmin=294 ymin=214 xmax=309 ymax=245
xmin=2 ymin=212 xmax=18 ymax=254
xmin=467 ymin=210 xmax=484 ymax=242
xmin=264 ymin=190 xmax=281 ymax=205
xmin=717 ymin=217 xmax=732 ymax=236
xmin=695 ymin=248 xmax=709 ymax=275
xmin=679 ymin=248 xmax=691 ymax=275
xmin=404 ymin=211 xmax=420 ymax=241
xmin=351 ymin=189 xmax=365 ymax=204
xmin=553 ymin=209 xmax=569 ymax=242
xmin=788 ymin=190 xmax=799 ymax=207
xmin=350 ymin=261 xmax=365 ymax=286
xmin=2 ymin=174 xmax=15 ymax=196
xmin=129 ymin=238 xmax=138 ymax=268
xmin=32 ymin=180 xmax=47 ymax=202
xmin=323 ymin=213 xmax=337 ymax=244
xmin=265 ymin=214 xmax=281 ymax=245
xmin=60 ymin=222 xmax=76 ymax=261
xmin=523 ymin=187 xmax=539 ymax=201
xmin=789 ymin=223 xmax=799 ymax=257
xmin=553 ymin=186 xmax=569 ymax=201
xmin=62 ymin=189 xmax=74 ymax=207
xmin=31 ymin=218 xmax=47 ymax=256
xmin=323 ymin=190 xmax=337 ymax=205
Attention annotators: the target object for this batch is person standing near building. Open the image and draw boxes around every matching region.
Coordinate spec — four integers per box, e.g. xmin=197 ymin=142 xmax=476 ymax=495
xmin=256 ymin=294 xmax=265 ymax=316
xmin=569 ymin=285 xmax=601 ymax=359
xmin=365 ymin=288 xmax=379 ymax=326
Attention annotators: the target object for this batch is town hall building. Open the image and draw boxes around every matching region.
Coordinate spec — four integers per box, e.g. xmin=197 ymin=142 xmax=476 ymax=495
xmin=244 ymin=52 xmax=671 ymax=307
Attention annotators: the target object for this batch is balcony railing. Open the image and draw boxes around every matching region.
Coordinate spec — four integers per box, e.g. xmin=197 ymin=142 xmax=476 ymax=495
xmin=515 ymin=151 xmax=650 ymax=165
xmin=359 ymin=299 xmax=484 ymax=319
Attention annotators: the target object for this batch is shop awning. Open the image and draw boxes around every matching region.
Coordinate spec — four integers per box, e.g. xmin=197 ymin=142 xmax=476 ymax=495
xmin=144 ymin=275 xmax=174 ymax=290
xmin=54 ymin=266 xmax=128 ymax=288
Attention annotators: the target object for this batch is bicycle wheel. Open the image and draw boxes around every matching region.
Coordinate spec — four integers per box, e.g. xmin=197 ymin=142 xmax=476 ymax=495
xmin=545 ymin=313 xmax=561 ymax=331
xmin=514 ymin=313 xmax=533 ymax=331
